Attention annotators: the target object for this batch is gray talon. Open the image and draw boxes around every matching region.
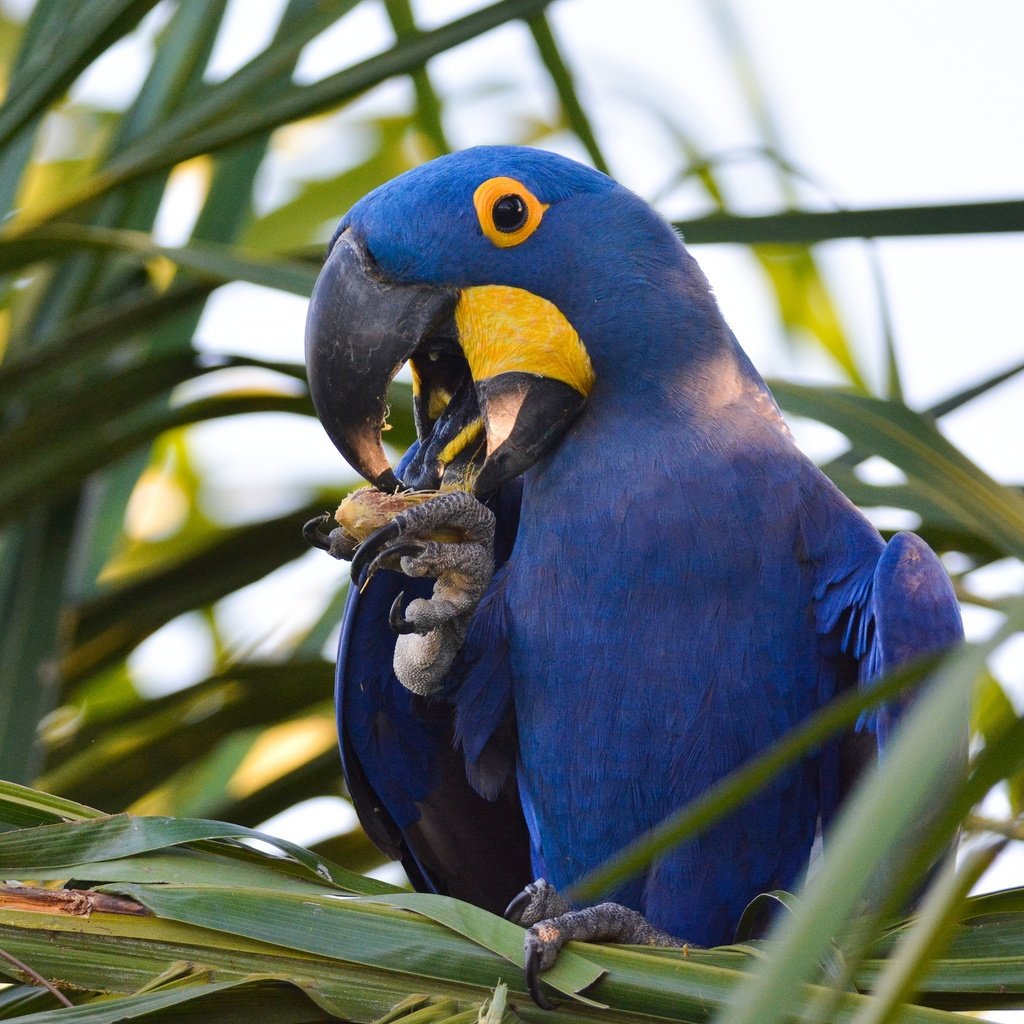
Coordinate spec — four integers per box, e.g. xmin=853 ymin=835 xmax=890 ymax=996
xmin=505 ymin=888 xmax=532 ymax=924
xmin=304 ymin=515 xmax=357 ymax=561
xmin=351 ymin=520 xmax=401 ymax=585
xmin=303 ymin=514 xmax=333 ymax=551
xmin=523 ymin=939 xmax=553 ymax=1009
xmin=363 ymin=541 xmax=427 ymax=586
xmin=506 ymin=879 xmax=570 ymax=926
xmin=389 ymin=592 xmax=418 ymax=635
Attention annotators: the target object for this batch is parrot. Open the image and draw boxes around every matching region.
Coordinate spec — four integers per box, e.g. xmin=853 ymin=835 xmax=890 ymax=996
xmin=302 ymin=146 xmax=963 ymax=1003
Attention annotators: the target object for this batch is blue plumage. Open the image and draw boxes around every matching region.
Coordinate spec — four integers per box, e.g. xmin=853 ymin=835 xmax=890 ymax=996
xmin=322 ymin=146 xmax=963 ymax=946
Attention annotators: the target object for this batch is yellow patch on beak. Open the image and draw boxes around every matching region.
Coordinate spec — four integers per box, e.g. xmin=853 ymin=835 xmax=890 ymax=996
xmin=428 ymin=388 xmax=452 ymax=421
xmin=454 ymin=285 xmax=595 ymax=397
xmin=438 ymin=419 xmax=485 ymax=466
xmin=408 ymin=347 xmax=452 ymax=418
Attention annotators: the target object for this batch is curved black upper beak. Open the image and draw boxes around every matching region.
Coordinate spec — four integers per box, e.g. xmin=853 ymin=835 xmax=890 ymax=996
xmin=305 ymin=230 xmax=592 ymax=495
xmin=305 ymin=232 xmax=458 ymax=492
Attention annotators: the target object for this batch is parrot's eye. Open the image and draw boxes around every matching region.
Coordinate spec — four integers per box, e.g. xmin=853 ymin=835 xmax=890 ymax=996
xmin=474 ymin=176 xmax=548 ymax=248
xmin=492 ymin=194 xmax=527 ymax=232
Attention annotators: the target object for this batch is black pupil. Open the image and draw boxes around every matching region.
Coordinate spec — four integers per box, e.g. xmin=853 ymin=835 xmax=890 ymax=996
xmin=492 ymin=194 xmax=528 ymax=232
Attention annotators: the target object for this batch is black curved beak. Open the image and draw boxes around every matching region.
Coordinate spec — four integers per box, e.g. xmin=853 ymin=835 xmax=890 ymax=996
xmin=305 ymin=231 xmax=458 ymax=492
xmin=305 ymin=231 xmax=591 ymax=495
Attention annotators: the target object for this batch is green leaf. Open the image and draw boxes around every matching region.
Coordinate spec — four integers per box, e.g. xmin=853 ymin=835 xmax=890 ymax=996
xmin=10 ymin=845 xmax=350 ymax=898
xmin=0 ymin=811 xmax=396 ymax=895
xmin=771 ymin=382 xmax=1024 ymax=560
xmin=0 ymin=393 xmax=312 ymax=533
xmin=927 ymin=358 xmax=1024 ymax=418
xmin=677 ymin=200 xmax=1024 ymax=245
xmin=53 ymin=659 xmax=330 ymax=761
xmin=0 ymin=224 xmax=319 ymax=294
xmin=64 ymin=506 xmax=321 ymax=684
xmin=755 ymin=245 xmax=866 ymax=389
xmin=971 ymin=673 xmax=1024 ymax=814
xmin=0 ymin=786 xmax=1010 ymax=1023
xmin=0 ymin=280 xmax=214 ymax=406
xmin=24 ymin=977 xmax=343 ymax=1023
xmin=360 ymin=893 xmax=606 ymax=1005
xmin=104 ymin=883 xmax=559 ymax=1002
xmin=384 ymin=0 xmax=449 ymax=156
xmin=849 ymin=842 xmax=1005 ymax=1024
xmin=859 ymin=887 xmax=1024 ymax=1006
xmin=241 ymin=115 xmax=421 ymax=252
xmin=0 ymin=779 xmax=103 ymax=830
xmin=525 ymin=14 xmax=609 ymax=175
xmin=0 ymin=0 xmax=160 ymax=152
xmin=9 ymin=0 xmax=556 ymax=226
xmin=40 ymin=665 xmax=334 ymax=812
xmin=0 ymin=501 xmax=77 ymax=783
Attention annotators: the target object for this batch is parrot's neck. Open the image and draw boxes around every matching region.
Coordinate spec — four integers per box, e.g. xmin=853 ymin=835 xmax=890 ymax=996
xmin=523 ymin=318 xmax=793 ymax=516
xmin=583 ymin=315 xmax=786 ymax=436
xmin=563 ymin=223 xmax=763 ymax=397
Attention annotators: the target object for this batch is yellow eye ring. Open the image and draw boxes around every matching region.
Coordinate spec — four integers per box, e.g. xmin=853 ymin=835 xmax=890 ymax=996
xmin=473 ymin=176 xmax=548 ymax=248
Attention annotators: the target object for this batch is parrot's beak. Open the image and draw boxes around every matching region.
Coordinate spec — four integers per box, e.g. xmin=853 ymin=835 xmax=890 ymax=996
xmin=305 ymin=231 xmax=594 ymax=494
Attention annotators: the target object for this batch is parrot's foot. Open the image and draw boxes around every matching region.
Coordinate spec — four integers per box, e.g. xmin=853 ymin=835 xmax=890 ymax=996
xmin=351 ymin=491 xmax=496 ymax=696
xmin=505 ymin=879 xmax=690 ymax=1009
xmin=349 ymin=490 xmax=495 ymax=587
xmin=303 ymin=514 xmax=358 ymax=560
xmin=505 ymin=878 xmax=572 ymax=925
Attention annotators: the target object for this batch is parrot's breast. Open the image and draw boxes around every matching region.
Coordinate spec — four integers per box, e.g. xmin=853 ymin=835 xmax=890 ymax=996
xmin=502 ymin=401 xmax=827 ymax=940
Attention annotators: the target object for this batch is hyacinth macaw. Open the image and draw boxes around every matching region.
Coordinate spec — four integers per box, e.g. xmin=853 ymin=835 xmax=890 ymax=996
xmin=303 ymin=146 xmax=962 ymax=1001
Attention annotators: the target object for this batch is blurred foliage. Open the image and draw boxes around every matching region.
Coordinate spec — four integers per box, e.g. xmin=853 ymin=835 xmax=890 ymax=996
xmin=0 ymin=0 xmax=1021 ymax=1021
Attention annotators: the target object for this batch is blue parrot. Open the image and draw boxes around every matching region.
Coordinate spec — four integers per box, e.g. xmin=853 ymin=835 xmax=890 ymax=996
xmin=302 ymin=146 xmax=963 ymax=1000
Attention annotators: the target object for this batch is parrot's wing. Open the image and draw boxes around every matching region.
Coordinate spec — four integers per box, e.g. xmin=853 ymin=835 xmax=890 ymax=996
xmin=815 ymin=521 xmax=964 ymax=824
xmin=336 ymin=480 xmax=532 ymax=913
xmin=860 ymin=531 xmax=965 ymax=740
xmin=828 ymin=529 xmax=966 ymax=902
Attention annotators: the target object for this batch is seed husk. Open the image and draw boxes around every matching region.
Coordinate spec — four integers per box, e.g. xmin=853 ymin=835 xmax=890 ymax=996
xmin=334 ymin=487 xmax=440 ymax=543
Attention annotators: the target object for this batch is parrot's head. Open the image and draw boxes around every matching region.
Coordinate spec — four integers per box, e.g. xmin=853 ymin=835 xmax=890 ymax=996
xmin=305 ymin=145 xmax=722 ymax=494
